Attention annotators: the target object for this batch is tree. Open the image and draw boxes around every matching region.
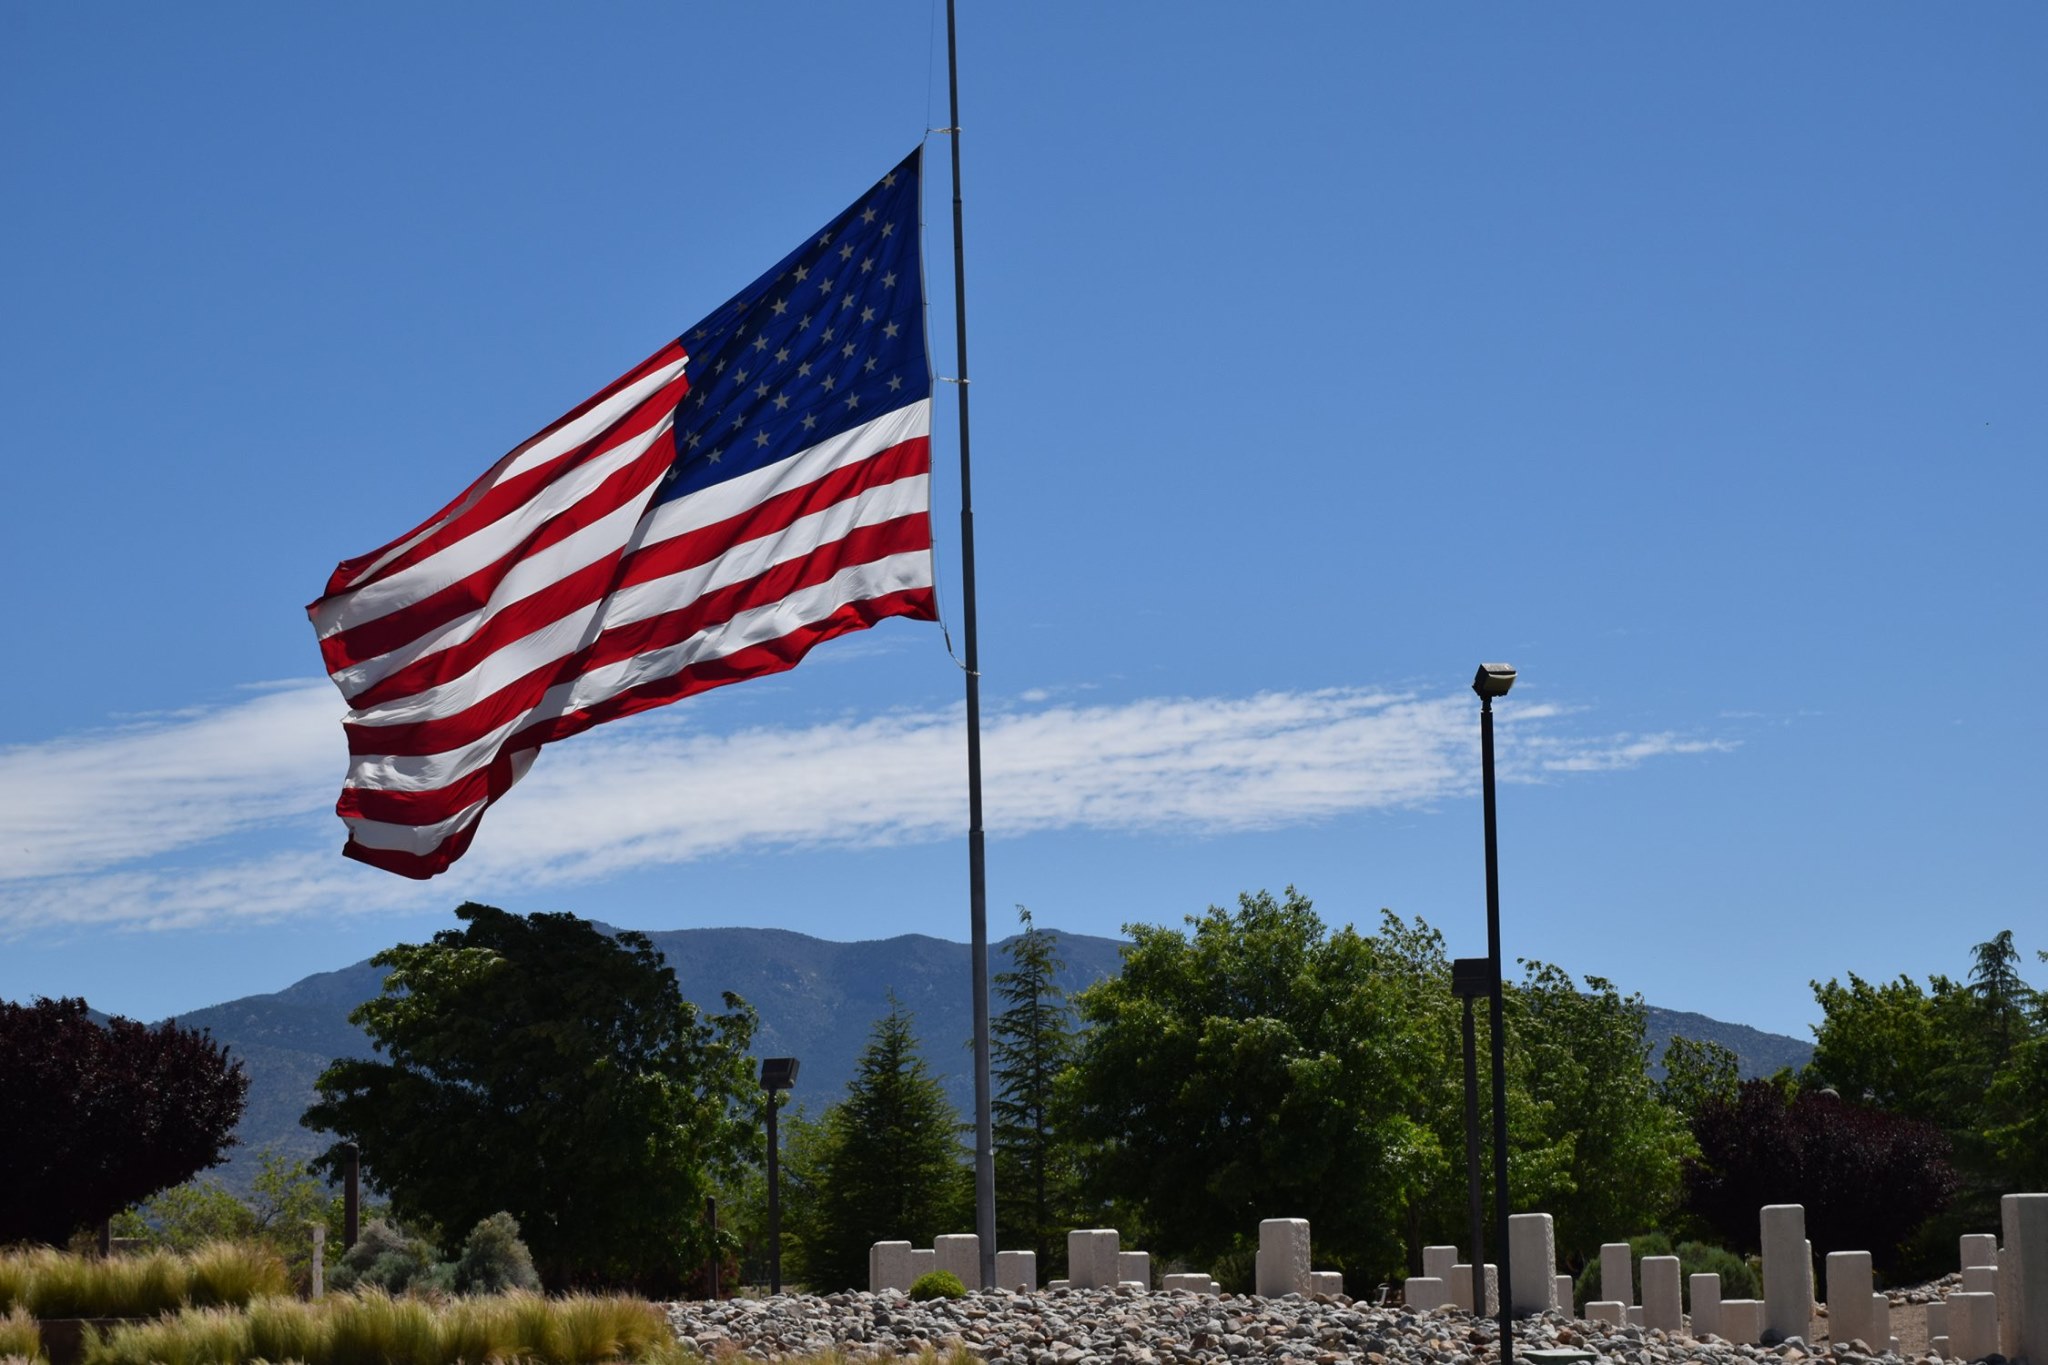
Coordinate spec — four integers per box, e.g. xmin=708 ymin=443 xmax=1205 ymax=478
xmin=112 ymin=1146 xmax=367 ymax=1286
xmin=1058 ymin=890 xmax=1459 ymax=1283
xmin=991 ymin=906 xmax=1081 ymax=1275
xmin=1969 ymin=931 xmax=2029 ymax=1064
xmin=1504 ymin=963 xmax=1693 ymax=1262
xmin=0 ymin=997 xmax=247 ymax=1246
xmin=1659 ymin=1036 xmax=1741 ymax=1118
xmin=805 ymin=998 xmax=968 ymax=1291
xmin=303 ymin=904 xmax=759 ymax=1292
xmin=1682 ymin=1079 xmax=1957 ymax=1274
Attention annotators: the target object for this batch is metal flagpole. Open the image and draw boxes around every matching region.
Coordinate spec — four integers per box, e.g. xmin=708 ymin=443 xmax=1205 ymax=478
xmin=943 ymin=0 xmax=996 ymax=1291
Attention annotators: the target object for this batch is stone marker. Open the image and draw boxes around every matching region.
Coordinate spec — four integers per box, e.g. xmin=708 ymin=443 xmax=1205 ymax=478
xmin=310 ymin=1223 xmax=326 ymax=1298
xmin=1950 ymin=1291 xmax=1998 ymax=1362
xmin=1450 ymin=1264 xmax=1499 ymax=1315
xmin=1933 ymin=1338 xmax=1951 ymax=1357
xmin=1962 ymin=1264 xmax=1998 ymax=1295
xmin=909 ymin=1248 xmax=936 ymax=1282
xmin=2004 ymin=1245 xmax=2019 ymax=1362
xmin=2007 ymin=1192 xmax=2048 ymax=1365
xmin=1068 ymin=1229 xmax=1118 ymax=1290
xmin=936 ymin=1234 xmax=979 ymax=1288
xmin=1601 ymin=1242 xmax=1635 ymax=1307
xmin=1508 ymin=1213 xmax=1557 ymax=1316
xmin=1555 ymin=1274 xmax=1575 ymax=1316
xmin=1310 ymin=1271 xmax=1344 ymax=1297
xmin=1926 ymin=1300 xmax=1947 ymax=1342
xmin=870 ymin=1240 xmax=912 ymax=1293
xmin=995 ymin=1249 xmax=1036 ymax=1291
xmin=1048 ymin=1279 xmax=1069 ymax=1290
xmin=1870 ymin=1291 xmax=1892 ymax=1351
xmin=1721 ymin=1300 xmax=1766 ymax=1346
xmin=1962 ymin=1233 xmax=2000 ymax=1270
xmin=1762 ymin=1204 xmax=1811 ymax=1343
xmin=1626 ymin=1305 xmax=1646 ymax=1328
xmin=1642 ymin=1257 xmax=1683 ymax=1333
xmin=1119 ymin=1251 xmax=1151 ymax=1288
xmin=1257 ymin=1218 xmax=1311 ymax=1298
xmin=1690 ymin=1272 xmax=1723 ymax=1340
xmin=1425 ymin=1245 xmax=1460 ymax=1285
xmin=1586 ymin=1301 xmax=1626 ymax=1328
xmin=1826 ymin=1250 xmax=1874 ymax=1347
xmin=1163 ymin=1273 xmax=1215 ymax=1294
xmin=1405 ymin=1276 xmax=1449 ymax=1311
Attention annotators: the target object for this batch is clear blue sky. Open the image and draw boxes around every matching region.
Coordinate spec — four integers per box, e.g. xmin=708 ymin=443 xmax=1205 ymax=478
xmin=3 ymin=4 xmax=2041 ymax=1039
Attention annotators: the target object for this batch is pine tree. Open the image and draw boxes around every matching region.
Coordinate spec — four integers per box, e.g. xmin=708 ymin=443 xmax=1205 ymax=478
xmin=808 ymin=996 xmax=967 ymax=1290
xmin=991 ymin=905 xmax=1081 ymax=1274
xmin=1969 ymin=930 xmax=2030 ymax=1063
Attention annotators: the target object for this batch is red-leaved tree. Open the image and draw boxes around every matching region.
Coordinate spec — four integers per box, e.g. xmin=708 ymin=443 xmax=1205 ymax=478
xmin=1683 ymin=1078 xmax=1957 ymax=1274
xmin=0 ymin=997 xmax=248 ymax=1245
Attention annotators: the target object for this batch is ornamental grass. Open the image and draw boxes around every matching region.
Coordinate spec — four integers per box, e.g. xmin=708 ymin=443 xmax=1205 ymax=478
xmin=0 ymin=1307 xmax=43 ymax=1362
xmin=0 ymin=1244 xmax=286 ymax=1319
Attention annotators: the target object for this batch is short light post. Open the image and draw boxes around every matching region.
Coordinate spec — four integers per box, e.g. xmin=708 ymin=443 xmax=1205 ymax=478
xmin=1473 ymin=663 xmax=1516 ymax=1358
xmin=1451 ymin=955 xmax=1491 ymax=1318
xmin=760 ymin=1056 xmax=801 ymax=1295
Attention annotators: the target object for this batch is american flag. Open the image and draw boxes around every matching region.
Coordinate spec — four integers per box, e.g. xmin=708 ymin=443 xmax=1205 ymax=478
xmin=308 ymin=149 xmax=935 ymax=878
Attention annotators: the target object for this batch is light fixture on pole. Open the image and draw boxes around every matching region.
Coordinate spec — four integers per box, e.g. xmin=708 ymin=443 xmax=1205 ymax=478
xmin=760 ymin=1056 xmax=800 ymax=1294
xmin=1472 ymin=662 xmax=1515 ymax=1359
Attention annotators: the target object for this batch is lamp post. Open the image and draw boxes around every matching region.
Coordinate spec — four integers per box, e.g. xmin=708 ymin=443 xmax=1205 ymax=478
xmin=760 ymin=1057 xmax=801 ymax=1294
xmin=1473 ymin=662 xmax=1516 ymax=1358
xmin=1451 ymin=955 xmax=1491 ymax=1318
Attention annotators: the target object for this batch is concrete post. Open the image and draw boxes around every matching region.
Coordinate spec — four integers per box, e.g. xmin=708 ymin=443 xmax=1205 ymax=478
xmin=1310 ymin=1271 xmax=1344 ymax=1297
xmin=1926 ymin=1300 xmax=1947 ymax=1342
xmin=1962 ymin=1233 xmax=2000 ymax=1269
xmin=1721 ymin=1300 xmax=1765 ymax=1346
xmin=936 ymin=1234 xmax=979 ymax=1287
xmin=1586 ymin=1301 xmax=1626 ymax=1328
xmin=909 ymin=1248 xmax=936 ymax=1282
xmin=1067 ymin=1229 xmax=1117 ymax=1289
xmin=1870 ymin=1292 xmax=1892 ymax=1352
xmin=994 ymin=1249 xmax=1036 ymax=1291
xmin=1826 ymin=1250 xmax=1874 ymax=1347
xmin=1761 ymin=1204 xmax=1811 ymax=1343
xmin=2006 ymin=1192 xmax=2048 ymax=1365
xmin=1118 ymin=1251 xmax=1150 ymax=1288
xmin=1950 ymin=1291 xmax=1998 ymax=1362
xmin=1642 ymin=1256 xmax=1683 ymax=1333
xmin=1963 ymin=1264 xmax=1999 ymax=1295
xmin=309 ymin=1224 xmax=326 ymax=1298
xmin=1690 ymin=1273 xmax=1722 ymax=1340
xmin=1601 ymin=1243 xmax=1634 ymax=1306
xmin=1424 ymin=1245 xmax=1460 ymax=1285
xmin=1257 ymin=1218 xmax=1311 ymax=1298
xmin=1164 ymin=1273 xmax=1216 ymax=1293
xmin=870 ymin=1241 xmax=912 ymax=1292
xmin=1508 ymin=1214 xmax=1556 ymax=1316
xmin=1451 ymin=1264 xmax=1499 ymax=1315
xmin=1555 ymin=1274 xmax=1575 ymax=1316
xmin=1406 ymin=1277 xmax=1449 ymax=1311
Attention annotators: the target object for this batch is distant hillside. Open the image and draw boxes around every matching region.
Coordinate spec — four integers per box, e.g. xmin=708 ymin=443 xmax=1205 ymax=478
xmin=110 ymin=927 xmax=1810 ymax=1190
xmin=1644 ymin=1004 xmax=1813 ymax=1080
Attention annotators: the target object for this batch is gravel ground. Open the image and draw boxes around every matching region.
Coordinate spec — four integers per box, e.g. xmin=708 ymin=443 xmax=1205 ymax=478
xmin=662 ymin=1287 xmax=1959 ymax=1365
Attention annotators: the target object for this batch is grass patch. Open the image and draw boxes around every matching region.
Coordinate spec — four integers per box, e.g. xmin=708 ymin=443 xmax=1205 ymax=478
xmin=0 ymin=1307 xmax=44 ymax=1362
xmin=0 ymin=1244 xmax=284 ymax=1319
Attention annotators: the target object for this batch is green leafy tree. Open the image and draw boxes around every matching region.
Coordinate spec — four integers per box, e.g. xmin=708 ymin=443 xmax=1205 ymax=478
xmin=806 ymin=998 xmax=969 ymax=1291
xmin=0 ymin=998 xmax=247 ymax=1246
xmin=113 ymin=1147 xmax=369 ymax=1287
xmin=1059 ymin=890 xmax=1459 ymax=1283
xmin=303 ymin=904 xmax=760 ymax=1292
xmin=1504 ymin=963 xmax=1693 ymax=1261
xmin=1659 ymin=1036 xmax=1741 ymax=1118
xmin=991 ymin=906 xmax=1082 ymax=1275
xmin=1970 ymin=931 xmax=2029 ymax=1064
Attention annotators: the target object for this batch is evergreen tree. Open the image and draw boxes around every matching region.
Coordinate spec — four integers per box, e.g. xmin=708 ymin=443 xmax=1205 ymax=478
xmin=1969 ymin=930 xmax=2029 ymax=1063
xmin=990 ymin=906 xmax=1080 ymax=1274
xmin=808 ymin=997 xmax=968 ymax=1290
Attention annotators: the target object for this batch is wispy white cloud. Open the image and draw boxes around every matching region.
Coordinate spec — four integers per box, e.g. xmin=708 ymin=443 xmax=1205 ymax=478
xmin=0 ymin=681 xmax=1734 ymax=932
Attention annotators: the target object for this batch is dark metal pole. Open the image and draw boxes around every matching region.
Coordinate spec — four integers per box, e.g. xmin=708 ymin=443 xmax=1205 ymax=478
xmin=1462 ymin=995 xmax=1486 ymax=1317
xmin=341 ymin=1141 xmax=360 ymax=1249
xmin=944 ymin=0 xmax=996 ymax=1292
xmin=706 ymin=1196 xmax=720 ymax=1300
xmin=1480 ymin=693 xmax=1513 ymax=1358
xmin=766 ymin=1093 xmax=783 ymax=1294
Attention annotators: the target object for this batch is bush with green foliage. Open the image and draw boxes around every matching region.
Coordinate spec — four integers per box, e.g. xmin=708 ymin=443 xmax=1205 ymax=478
xmin=305 ymin=904 xmax=760 ymax=1293
xmin=328 ymin=1221 xmax=439 ymax=1295
xmin=450 ymin=1213 xmax=541 ymax=1295
xmin=908 ymin=1270 xmax=966 ymax=1301
xmin=110 ymin=1148 xmax=372 ymax=1292
xmin=1569 ymin=1234 xmax=1756 ymax=1311
xmin=0 ymin=998 xmax=247 ymax=1246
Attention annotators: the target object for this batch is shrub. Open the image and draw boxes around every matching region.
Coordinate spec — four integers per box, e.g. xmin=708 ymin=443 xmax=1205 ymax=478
xmin=909 ymin=1270 xmax=966 ymax=1301
xmin=0 ymin=1308 xmax=41 ymax=1362
xmin=1674 ymin=1240 xmax=1758 ymax=1304
xmin=450 ymin=1213 xmax=540 ymax=1295
xmin=327 ymin=1221 xmax=437 ymax=1295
